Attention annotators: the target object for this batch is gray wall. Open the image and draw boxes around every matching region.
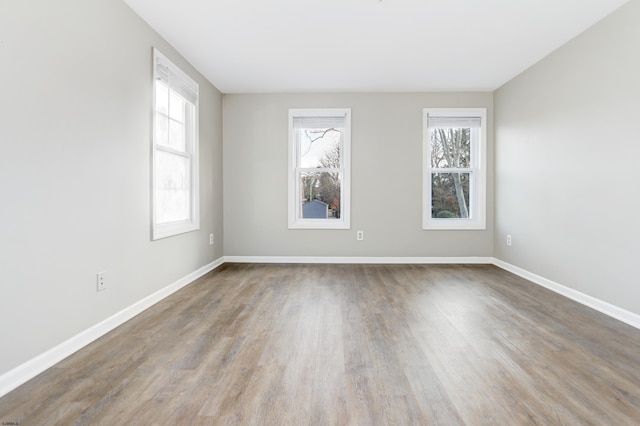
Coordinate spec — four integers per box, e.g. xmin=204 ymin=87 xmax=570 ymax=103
xmin=494 ymin=0 xmax=640 ymax=315
xmin=223 ymin=93 xmax=493 ymax=257
xmin=0 ymin=0 xmax=223 ymax=375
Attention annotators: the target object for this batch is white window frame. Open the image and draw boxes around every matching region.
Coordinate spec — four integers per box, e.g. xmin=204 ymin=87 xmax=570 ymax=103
xmin=423 ymin=108 xmax=486 ymax=230
xmin=288 ymin=108 xmax=351 ymax=229
xmin=152 ymin=49 xmax=200 ymax=240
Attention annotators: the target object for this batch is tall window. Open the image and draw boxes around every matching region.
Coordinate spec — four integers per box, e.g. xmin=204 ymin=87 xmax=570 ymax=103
xmin=423 ymin=108 xmax=486 ymax=230
xmin=288 ymin=109 xmax=351 ymax=229
xmin=152 ymin=49 xmax=199 ymax=240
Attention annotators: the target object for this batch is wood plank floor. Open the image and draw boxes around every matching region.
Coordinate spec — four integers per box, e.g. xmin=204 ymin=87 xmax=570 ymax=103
xmin=2 ymin=263 xmax=640 ymax=425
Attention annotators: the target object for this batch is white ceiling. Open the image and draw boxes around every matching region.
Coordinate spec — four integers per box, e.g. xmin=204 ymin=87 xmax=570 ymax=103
xmin=123 ymin=0 xmax=628 ymax=93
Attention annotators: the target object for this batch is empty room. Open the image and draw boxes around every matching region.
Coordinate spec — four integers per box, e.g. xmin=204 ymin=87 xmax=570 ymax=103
xmin=1 ymin=0 xmax=639 ymax=424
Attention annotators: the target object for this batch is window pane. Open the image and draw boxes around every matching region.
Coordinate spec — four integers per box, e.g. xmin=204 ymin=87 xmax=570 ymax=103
xmin=430 ymin=128 xmax=471 ymax=169
xmin=155 ymin=150 xmax=190 ymax=224
xmin=155 ymin=89 xmax=188 ymax=152
xmin=155 ymin=113 xmax=169 ymax=147
xmin=169 ymin=119 xmax=186 ymax=151
xmin=298 ymin=171 xmax=342 ymax=219
xmin=298 ymin=128 xmax=341 ymax=168
xmin=431 ymin=172 xmax=470 ymax=218
xmin=155 ymin=81 xmax=169 ymax=115
xmin=169 ymin=90 xmax=186 ymax=122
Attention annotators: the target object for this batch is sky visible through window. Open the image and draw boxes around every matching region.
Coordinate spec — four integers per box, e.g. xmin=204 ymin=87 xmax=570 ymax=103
xmin=299 ymin=128 xmax=340 ymax=168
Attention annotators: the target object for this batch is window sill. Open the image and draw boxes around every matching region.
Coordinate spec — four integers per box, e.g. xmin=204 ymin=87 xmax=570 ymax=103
xmin=153 ymin=221 xmax=200 ymax=240
xmin=423 ymin=218 xmax=486 ymax=231
xmin=288 ymin=220 xmax=350 ymax=230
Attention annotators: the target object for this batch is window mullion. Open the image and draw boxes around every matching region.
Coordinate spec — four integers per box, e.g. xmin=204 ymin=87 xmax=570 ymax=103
xmin=431 ymin=167 xmax=472 ymax=173
xmin=155 ymin=145 xmax=191 ymax=158
xmin=296 ymin=167 xmax=339 ymax=173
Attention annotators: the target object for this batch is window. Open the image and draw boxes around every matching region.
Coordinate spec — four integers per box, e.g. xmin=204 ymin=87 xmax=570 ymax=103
xmin=288 ymin=109 xmax=351 ymax=229
xmin=152 ymin=49 xmax=199 ymax=240
xmin=423 ymin=108 xmax=486 ymax=230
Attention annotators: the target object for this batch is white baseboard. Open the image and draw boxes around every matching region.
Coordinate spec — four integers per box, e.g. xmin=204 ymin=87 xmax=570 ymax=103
xmin=0 ymin=257 xmax=224 ymax=399
xmin=224 ymin=256 xmax=494 ymax=264
xmin=4 ymin=255 xmax=638 ymax=399
xmin=492 ymin=258 xmax=640 ymax=330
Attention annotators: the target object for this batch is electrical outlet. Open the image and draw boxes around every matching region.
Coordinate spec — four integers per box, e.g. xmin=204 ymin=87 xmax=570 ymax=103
xmin=209 ymin=233 xmax=214 ymax=245
xmin=97 ymin=271 xmax=106 ymax=292
xmin=506 ymin=234 xmax=512 ymax=247
xmin=356 ymin=230 xmax=364 ymax=241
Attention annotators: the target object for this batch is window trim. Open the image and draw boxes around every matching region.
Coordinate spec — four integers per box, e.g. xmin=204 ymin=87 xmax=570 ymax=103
xmin=152 ymin=48 xmax=200 ymax=240
xmin=423 ymin=108 xmax=487 ymax=230
xmin=288 ymin=108 xmax=351 ymax=230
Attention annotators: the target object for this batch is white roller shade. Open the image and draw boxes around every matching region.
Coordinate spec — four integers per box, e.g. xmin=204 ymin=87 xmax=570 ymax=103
xmin=293 ymin=115 xmax=345 ymax=129
xmin=427 ymin=115 xmax=481 ymax=129
xmin=154 ymin=49 xmax=198 ymax=105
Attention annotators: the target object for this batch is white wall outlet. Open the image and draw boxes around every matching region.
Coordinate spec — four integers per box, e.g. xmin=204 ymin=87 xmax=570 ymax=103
xmin=97 ymin=271 xmax=106 ymax=292
xmin=356 ymin=230 xmax=364 ymax=241
xmin=506 ymin=234 xmax=512 ymax=247
xmin=209 ymin=233 xmax=214 ymax=245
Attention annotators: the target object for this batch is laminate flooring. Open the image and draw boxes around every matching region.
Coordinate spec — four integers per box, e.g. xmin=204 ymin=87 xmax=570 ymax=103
xmin=1 ymin=263 xmax=640 ymax=425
